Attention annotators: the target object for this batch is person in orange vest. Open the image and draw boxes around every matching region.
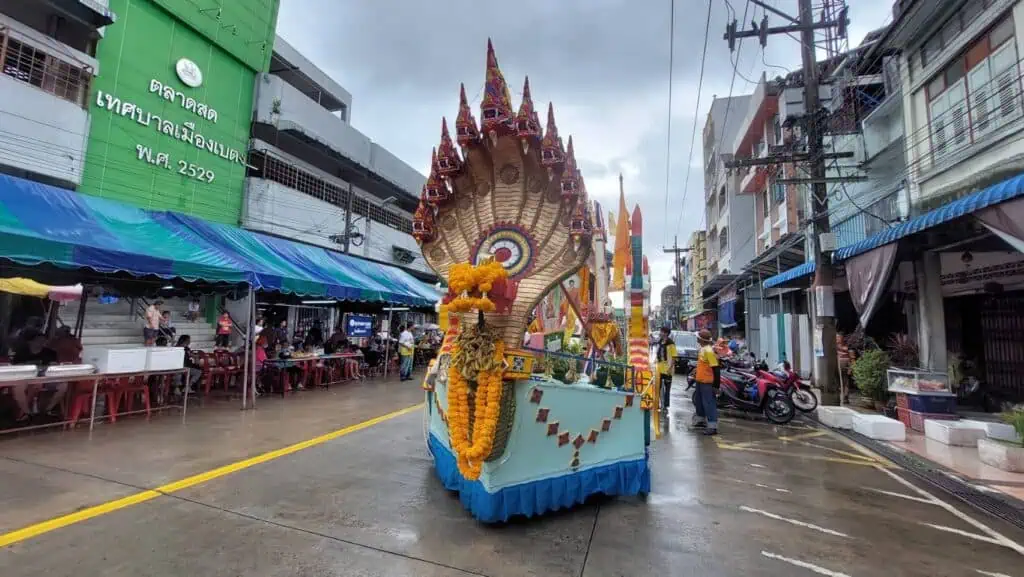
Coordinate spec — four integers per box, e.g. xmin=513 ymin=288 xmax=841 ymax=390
xmin=692 ymin=329 xmax=721 ymax=435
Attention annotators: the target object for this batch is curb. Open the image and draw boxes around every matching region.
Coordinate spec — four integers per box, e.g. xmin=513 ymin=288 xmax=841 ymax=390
xmin=806 ymin=414 xmax=1024 ymax=532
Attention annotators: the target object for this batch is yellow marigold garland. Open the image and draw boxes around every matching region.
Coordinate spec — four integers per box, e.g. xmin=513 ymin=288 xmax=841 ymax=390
xmin=447 ymin=337 xmax=505 ymax=480
xmin=445 ymin=260 xmax=508 ymax=314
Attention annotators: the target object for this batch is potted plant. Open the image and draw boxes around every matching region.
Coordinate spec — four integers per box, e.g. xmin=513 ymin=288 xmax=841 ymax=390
xmin=852 ymin=349 xmax=891 ymax=412
xmin=886 ymin=333 xmax=920 ymax=369
xmin=607 ymin=352 xmax=628 ymax=389
xmin=978 ymin=406 xmax=1024 ymax=472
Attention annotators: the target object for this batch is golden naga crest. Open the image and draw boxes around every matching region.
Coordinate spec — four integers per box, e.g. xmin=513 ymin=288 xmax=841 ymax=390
xmin=413 ymin=39 xmax=594 ymax=351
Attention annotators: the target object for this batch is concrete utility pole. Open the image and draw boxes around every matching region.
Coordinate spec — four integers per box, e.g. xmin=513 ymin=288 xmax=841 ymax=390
xmin=724 ymin=0 xmax=849 ymax=403
xmin=342 ymin=180 xmax=354 ymax=254
xmin=663 ymin=236 xmax=689 ymax=329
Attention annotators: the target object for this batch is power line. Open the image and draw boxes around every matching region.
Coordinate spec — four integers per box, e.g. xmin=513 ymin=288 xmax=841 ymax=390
xmin=667 ymin=0 xmax=713 ymax=247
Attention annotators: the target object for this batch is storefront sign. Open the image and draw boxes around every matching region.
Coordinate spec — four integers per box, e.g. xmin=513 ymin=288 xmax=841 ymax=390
xmin=344 ymin=314 xmax=374 ymax=338
xmin=92 ymin=71 xmax=244 ymax=186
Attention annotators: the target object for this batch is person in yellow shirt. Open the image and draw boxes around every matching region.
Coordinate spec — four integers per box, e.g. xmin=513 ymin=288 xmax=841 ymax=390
xmin=655 ymin=326 xmax=676 ymax=411
xmin=692 ymin=329 xmax=721 ymax=435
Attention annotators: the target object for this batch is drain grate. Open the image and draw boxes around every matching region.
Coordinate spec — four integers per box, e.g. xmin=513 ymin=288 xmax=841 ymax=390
xmin=819 ymin=418 xmax=1024 ymax=531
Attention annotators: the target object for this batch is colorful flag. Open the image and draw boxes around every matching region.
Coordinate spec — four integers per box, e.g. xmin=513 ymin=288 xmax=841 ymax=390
xmin=611 ymin=176 xmax=630 ymax=290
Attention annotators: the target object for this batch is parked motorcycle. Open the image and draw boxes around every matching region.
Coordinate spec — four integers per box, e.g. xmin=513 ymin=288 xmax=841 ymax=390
xmin=719 ymin=359 xmax=817 ymax=413
xmin=687 ymin=364 xmax=796 ymax=424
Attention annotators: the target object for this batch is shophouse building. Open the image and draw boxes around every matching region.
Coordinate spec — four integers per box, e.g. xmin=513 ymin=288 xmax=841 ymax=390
xmin=699 ymin=95 xmax=753 ymax=334
xmin=246 ymin=36 xmax=432 ymax=281
xmin=0 ymin=0 xmax=115 ymax=189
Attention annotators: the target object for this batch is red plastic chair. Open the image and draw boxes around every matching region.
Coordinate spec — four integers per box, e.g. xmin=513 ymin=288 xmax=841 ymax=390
xmin=112 ymin=376 xmax=151 ymax=420
xmin=196 ymin=351 xmax=224 ymax=395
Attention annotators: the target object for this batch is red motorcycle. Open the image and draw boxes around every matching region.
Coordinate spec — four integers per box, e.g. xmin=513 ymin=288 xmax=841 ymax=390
xmin=687 ymin=363 xmax=796 ymax=424
xmin=721 ymin=359 xmax=818 ymax=413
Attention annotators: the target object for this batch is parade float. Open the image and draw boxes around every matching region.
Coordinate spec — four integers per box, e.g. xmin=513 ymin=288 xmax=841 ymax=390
xmin=415 ymin=40 xmax=657 ymax=523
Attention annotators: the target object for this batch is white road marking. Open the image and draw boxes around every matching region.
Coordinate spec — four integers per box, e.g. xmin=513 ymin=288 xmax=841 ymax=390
xmin=921 ymin=522 xmax=1006 ymax=546
xmin=761 ymin=551 xmax=852 ymax=577
xmin=749 ymin=463 xmax=767 ymax=468
xmin=865 ymin=487 xmax=937 ymax=505
xmin=975 ymin=570 xmax=1012 ymax=577
xmin=756 ymin=483 xmax=791 ymax=493
xmin=875 ymin=465 xmax=1024 ymax=556
xmin=740 ymin=506 xmax=849 ymax=538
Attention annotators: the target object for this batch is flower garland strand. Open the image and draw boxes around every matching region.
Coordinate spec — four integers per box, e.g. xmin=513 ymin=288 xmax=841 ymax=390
xmin=447 ymin=333 xmax=505 ymax=480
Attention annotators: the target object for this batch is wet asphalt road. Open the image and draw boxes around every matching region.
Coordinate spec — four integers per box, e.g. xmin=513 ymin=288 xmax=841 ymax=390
xmin=1 ymin=379 xmax=1023 ymax=577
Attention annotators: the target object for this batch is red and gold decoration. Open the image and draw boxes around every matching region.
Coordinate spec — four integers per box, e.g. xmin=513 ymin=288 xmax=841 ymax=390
xmin=528 ymin=386 xmax=635 ymax=470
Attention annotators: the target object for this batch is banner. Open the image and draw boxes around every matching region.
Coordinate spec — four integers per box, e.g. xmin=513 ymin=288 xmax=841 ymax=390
xmin=344 ymin=314 xmax=374 ymax=338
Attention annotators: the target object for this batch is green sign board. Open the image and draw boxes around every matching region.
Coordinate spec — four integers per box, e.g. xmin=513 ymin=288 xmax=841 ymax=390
xmin=80 ymin=0 xmax=279 ymax=225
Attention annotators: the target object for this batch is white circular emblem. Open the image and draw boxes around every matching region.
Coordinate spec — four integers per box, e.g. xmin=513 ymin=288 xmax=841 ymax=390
xmin=175 ymin=58 xmax=203 ymax=88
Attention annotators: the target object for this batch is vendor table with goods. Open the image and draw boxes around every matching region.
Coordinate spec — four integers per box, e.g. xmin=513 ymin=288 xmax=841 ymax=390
xmin=887 ymin=368 xmax=956 ymax=432
xmin=262 ymin=353 xmax=361 ymax=395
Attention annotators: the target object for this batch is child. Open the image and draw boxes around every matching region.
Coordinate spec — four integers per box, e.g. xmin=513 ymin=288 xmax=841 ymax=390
xmin=186 ymin=298 xmax=201 ymax=321
xmin=216 ymin=312 xmax=232 ymax=349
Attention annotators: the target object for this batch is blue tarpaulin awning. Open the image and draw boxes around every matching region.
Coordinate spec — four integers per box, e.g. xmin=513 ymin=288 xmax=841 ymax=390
xmin=0 ymin=174 xmax=439 ymax=307
xmin=763 ymin=261 xmax=815 ymax=289
xmin=718 ymin=299 xmax=737 ymax=328
xmin=833 ymin=172 xmax=1024 ymax=262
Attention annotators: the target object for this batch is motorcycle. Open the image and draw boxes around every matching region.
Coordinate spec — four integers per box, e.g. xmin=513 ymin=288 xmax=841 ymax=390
xmin=687 ymin=364 xmax=796 ymax=424
xmin=720 ymin=359 xmax=817 ymax=413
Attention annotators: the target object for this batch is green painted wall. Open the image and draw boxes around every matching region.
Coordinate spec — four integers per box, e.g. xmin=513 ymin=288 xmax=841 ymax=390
xmin=80 ymin=0 xmax=279 ymax=225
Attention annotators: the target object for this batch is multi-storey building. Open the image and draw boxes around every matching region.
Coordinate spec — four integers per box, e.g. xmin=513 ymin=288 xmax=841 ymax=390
xmin=685 ymin=230 xmax=707 ymax=320
xmin=898 ymin=0 xmax=1024 ymax=211
xmin=0 ymin=0 xmax=115 ymax=189
xmin=246 ymin=36 xmax=433 ymax=279
xmin=729 ymin=73 xmax=806 ymax=256
xmin=701 ymin=95 xmax=754 ymax=333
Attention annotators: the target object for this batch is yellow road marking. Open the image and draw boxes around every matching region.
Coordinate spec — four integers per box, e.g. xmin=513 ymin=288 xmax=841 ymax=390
xmin=0 ymin=403 xmax=423 ymax=548
xmin=797 ymin=441 xmax=883 ymax=463
xmin=777 ymin=430 xmax=828 ymax=442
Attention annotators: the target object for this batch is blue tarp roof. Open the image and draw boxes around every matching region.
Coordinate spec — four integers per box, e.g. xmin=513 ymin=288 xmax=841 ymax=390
xmin=832 ymin=172 xmax=1024 ymax=262
xmin=763 ymin=171 xmax=1024 ymax=289
xmin=763 ymin=261 xmax=816 ymax=289
xmin=0 ymin=174 xmax=439 ymax=307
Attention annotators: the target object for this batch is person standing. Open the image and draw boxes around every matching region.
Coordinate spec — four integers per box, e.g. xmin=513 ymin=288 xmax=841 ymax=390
xmin=398 ymin=324 xmax=415 ymax=381
xmin=692 ymin=329 xmax=721 ymax=435
xmin=144 ymin=300 xmax=163 ymax=346
xmin=216 ymin=311 xmax=233 ymax=349
xmin=655 ymin=326 xmax=676 ymax=411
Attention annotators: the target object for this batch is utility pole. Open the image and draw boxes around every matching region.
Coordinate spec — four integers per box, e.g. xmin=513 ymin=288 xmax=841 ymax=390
xmin=724 ymin=0 xmax=849 ymax=403
xmin=797 ymin=0 xmax=838 ymax=404
xmin=663 ymin=236 xmax=689 ymax=329
xmin=342 ymin=180 xmax=354 ymax=254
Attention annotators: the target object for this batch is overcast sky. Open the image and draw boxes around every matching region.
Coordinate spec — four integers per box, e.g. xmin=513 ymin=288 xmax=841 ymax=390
xmin=277 ymin=0 xmax=893 ymax=307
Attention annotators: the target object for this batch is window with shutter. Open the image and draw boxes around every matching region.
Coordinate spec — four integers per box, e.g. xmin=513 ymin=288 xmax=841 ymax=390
xmin=947 ymin=80 xmax=969 ymax=151
xmin=931 ymin=92 xmax=950 ymax=161
xmin=989 ymin=42 xmax=1021 ymax=129
xmin=968 ymin=62 xmax=992 ymax=137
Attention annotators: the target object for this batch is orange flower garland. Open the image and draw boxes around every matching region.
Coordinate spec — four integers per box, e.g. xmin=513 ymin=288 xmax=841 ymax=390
xmin=445 ymin=260 xmax=507 ymax=314
xmin=447 ymin=338 xmax=505 ymax=480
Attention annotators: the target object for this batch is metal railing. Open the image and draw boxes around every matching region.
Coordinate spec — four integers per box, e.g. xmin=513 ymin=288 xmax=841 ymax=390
xmin=523 ymin=347 xmax=637 ymax=392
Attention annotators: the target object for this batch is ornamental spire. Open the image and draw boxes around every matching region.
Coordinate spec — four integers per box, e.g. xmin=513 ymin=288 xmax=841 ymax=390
xmin=540 ymin=102 xmax=565 ymax=171
xmin=515 ymin=77 xmax=542 ymax=151
xmin=480 ymin=38 xmax=514 ymax=138
xmin=424 ymin=148 xmax=449 ymax=205
xmin=454 ymin=83 xmax=480 ymax=148
xmin=560 ymin=135 xmax=580 ymax=200
xmin=435 ymin=117 xmax=463 ymax=178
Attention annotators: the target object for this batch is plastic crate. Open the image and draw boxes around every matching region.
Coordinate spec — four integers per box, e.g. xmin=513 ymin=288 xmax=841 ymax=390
xmin=896 ymin=407 xmax=959 ymax=432
xmin=896 ymin=392 xmax=956 ymax=414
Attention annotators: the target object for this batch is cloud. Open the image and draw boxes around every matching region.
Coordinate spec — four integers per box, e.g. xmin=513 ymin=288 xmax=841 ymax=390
xmin=277 ymin=0 xmax=894 ymax=308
